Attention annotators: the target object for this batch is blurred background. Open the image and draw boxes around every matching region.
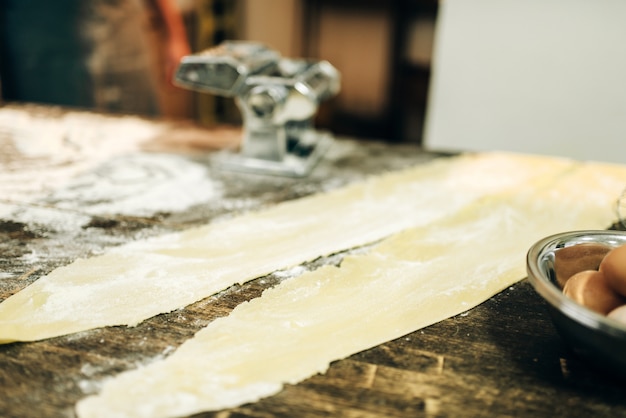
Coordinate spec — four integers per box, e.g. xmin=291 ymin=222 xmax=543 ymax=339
xmin=0 ymin=0 xmax=438 ymax=145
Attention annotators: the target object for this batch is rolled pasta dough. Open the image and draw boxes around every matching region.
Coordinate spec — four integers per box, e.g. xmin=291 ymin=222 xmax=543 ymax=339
xmin=76 ymin=159 xmax=626 ymax=418
xmin=0 ymin=152 xmax=572 ymax=343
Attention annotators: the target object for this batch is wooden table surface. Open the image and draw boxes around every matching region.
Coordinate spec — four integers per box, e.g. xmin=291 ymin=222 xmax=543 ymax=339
xmin=1 ymin=105 xmax=626 ymax=418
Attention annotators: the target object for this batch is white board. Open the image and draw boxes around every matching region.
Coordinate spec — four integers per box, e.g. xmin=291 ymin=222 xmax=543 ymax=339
xmin=423 ymin=0 xmax=626 ymax=164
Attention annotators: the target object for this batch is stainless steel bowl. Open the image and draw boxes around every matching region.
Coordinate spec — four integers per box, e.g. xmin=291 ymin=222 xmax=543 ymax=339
xmin=527 ymin=230 xmax=626 ymax=375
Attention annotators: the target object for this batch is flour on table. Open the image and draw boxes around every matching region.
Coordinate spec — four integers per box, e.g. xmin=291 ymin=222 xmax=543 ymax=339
xmin=48 ymin=153 xmax=222 ymax=217
xmin=0 ymin=106 xmax=163 ymax=205
xmin=0 ymin=105 xmax=224 ymax=221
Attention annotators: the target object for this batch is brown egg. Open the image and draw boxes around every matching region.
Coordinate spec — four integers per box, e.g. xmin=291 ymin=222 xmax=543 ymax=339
xmin=553 ymin=243 xmax=612 ymax=288
xmin=562 ymin=270 xmax=626 ymax=315
xmin=608 ymin=304 xmax=626 ymax=324
xmin=599 ymin=244 xmax=626 ymax=297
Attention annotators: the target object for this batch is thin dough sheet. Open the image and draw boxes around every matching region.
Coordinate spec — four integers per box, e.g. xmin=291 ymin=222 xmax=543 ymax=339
xmin=0 ymin=152 xmax=573 ymax=343
xmin=76 ymin=159 xmax=626 ymax=418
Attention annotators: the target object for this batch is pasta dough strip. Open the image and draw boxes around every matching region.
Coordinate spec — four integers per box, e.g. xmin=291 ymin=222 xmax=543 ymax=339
xmin=76 ymin=161 xmax=626 ymax=418
xmin=0 ymin=152 xmax=572 ymax=343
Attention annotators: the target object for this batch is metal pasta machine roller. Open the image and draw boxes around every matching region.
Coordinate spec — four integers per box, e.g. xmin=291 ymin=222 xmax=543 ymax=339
xmin=174 ymin=41 xmax=340 ymax=177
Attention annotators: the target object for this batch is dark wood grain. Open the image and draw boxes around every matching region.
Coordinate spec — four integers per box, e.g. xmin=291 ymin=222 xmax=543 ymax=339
xmin=1 ymin=105 xmax=625 ymax=418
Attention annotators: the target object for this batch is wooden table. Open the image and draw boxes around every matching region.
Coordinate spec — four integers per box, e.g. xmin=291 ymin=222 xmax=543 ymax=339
xmin=1 ymin=105 xmax=625 ymax=418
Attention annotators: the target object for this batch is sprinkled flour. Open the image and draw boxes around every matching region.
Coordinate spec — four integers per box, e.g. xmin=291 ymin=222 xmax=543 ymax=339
xmin=0 ymin=106 xmax=164 ymax=204
xmin=48 ymin=153 xmax=222 ymax=217
xmin=0 ymin=106 xmax=223 ymax=218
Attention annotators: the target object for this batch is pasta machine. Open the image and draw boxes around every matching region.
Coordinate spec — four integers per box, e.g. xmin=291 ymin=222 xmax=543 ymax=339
xmin=174 ymin=41 xmax=340 ymax=177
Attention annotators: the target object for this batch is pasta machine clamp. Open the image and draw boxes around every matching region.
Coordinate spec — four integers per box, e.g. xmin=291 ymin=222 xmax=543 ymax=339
xmin=174 ymin=41 xmax=340 ymax=177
